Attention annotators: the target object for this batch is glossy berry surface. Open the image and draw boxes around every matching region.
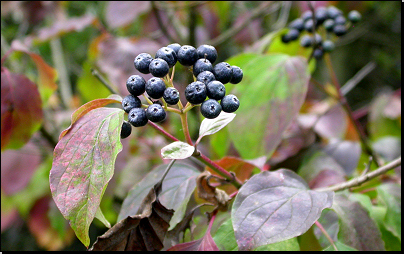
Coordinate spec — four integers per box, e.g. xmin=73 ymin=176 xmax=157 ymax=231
xmin=288 ymin=18 xmax=304 ymax=32
xmin=304 ymin=19 xmax=316 ymax=32
xmin=300 ymin=35 xmax=312 ymax=48
xmin=196 ymin=44 xmax=218 ymax=64
xmin=333 ymin=24 xmax=347 ymax=36
xmin=348 ymin=10 xmax=361 ymax=23
xmin=200 ymin=99 xmax=222 ymax=119
xmin=323 ymin=19 xmax=335 ymax=32
xmin=334 ymin=15 xmax=346 ymax=25
xmin=197 ymin=71 xmax=216 ymax=85
xmin=126 ymin=75 xmax=146 ymax=96
xmin=128 ymin=108 xmax=148 ymax=127
xmin=149 ymin=58 xmax=169 ymax=77
xmin=206 ymin=80 xmax=226 ymax=100
xmin=193 ymin=58 xmax=213 ymax=77
xmin=120 ymin=121 xmax=132 ymax=139
xmin=313 ymin=48 xmax=324 ymax=59
xmin=163 ymin=87 xmax=180 ymax=105
xmin=213 ymin=62 xmax=233 ymax=84
xmin=155 ymin=47 xmax=177 ymax=67
xmin=327 ymin=6 xmax=342 ymax=19
xmin=146 ymin=104 xmax=166 ymax=122
xmin=134 ymin=53 xmax=153 ymax=74
xmin=221 ymin=94 xmax=240 ymax=113
xmin=315 ymin=7 xmax=328 ymax=24
xmin=301 ymin=10 xmax=313 ymax=21
xmin=230 ymin=66 xmax=243 ymax=84
xmin=167 ymin=43 xmax=181 ymax=54
xmin=322 ymin=40 xmax=335 ymax=52
xmin=177 ymin=45 xmax=198 ymax=66
xmin=146 ymin=77 xmax=166 ymax=99
xmin=185 ymin=81 xmax=207 ymax=104
xmin=122 ymin=94 xmax=141 ymax=113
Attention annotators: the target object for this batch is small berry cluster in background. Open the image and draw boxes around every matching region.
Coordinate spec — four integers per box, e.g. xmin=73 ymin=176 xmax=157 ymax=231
xmin=281 ymin=5 xmax=361 ymax=59
xmin=120 ymin=44 xmax=243 ymax=139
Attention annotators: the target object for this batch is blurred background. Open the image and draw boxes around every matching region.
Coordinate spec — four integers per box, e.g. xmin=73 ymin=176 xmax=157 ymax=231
xmin=1 ymin=1 xmax=401 ymax=251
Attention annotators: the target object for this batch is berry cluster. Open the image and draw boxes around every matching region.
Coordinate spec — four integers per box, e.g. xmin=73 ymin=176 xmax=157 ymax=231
xmin=120 ymin=43 xmax=243 ymax=139
xmin=282 ymin=6 xmax=361 ymax=59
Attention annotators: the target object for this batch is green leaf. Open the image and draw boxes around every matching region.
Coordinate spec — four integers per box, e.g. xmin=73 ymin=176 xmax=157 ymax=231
xmin=161 ymin=141 xmax=195 ymax=159
xmin=377 ymin=183 xmax=401 ymax=240
xmin=50 ymin=107 xmax=124 ymax=247
xmin=226 ymin=53 xmax=310 ymax=160
xmin=198 ymin=111 xmax=236 ymax=142
xmin=232 ymin=169 xmax=333 ymax=250
xmin=323 ymin=241 xmax=358 ymax=251
xmin=95 ymin=206 xmax=111 ymax=229
xmin=212 ymin=218 xmax=238 ymax=251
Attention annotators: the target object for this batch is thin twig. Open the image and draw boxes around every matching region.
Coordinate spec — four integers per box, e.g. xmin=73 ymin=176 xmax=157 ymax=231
xmin=315 ymin=157 xmax=401 ymax=192
xmin=40 ymin=126 xmax=58 ymax=148
xmin=307 ymin=1 xmax=318 ymax=63
xmin=91 ymin=68 xmax=118 ymax=94
xmin=314 ymin=221 xmax=338 ymax=251
xmin=340 ymin=62 xmax=376 ymax=96
xmin=151 ymin=1 xmax=176 ymax=43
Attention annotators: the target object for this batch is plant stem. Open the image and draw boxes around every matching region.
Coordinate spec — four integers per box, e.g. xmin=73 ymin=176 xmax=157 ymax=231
xmin=151 ymin=1 xmax=176 ymax=42
xmin=315 ymin=157 xmax=401 ymax=192
xmin=323 ymin=53 xmax=380 ymax=167
xmin=91 ymin=68 xmax=118 ymax=94
xmin=314 ymin=221 xmax=337 ymax=251
xmin=180 ymin=111 xmax=193 ymax=145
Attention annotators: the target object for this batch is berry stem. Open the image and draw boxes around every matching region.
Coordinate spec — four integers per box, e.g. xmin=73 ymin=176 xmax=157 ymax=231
xmin=314 ymin=221 xmax=338 ymax=251
xmin=142 ymin=94 xmax=154 ymax=105
xmin=324 ymin=53 xmax=381 ymax=167
xmin=180 ymin=111 xmax=193 ymax=145
xmin=182 ymin=102 xmax=196 ymax=114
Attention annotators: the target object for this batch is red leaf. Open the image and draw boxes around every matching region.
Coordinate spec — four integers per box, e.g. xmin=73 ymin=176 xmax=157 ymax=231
xmin=1 ymin=68 xmax=43 ymax=150
xmin=167 ymin=231 xmax=219 ymax=251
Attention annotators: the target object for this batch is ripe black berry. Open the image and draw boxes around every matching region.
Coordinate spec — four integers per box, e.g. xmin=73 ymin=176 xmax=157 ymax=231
xmin=134 ymin=53 xmax=153 ymax=74
xmin=146 ymin=104 xmax=166 ymax=122
xmin=149 ymin=58 xmax=170 ymax=77
xmin=213 ymin=62 xmax=233 ymax=84
xmin=315 ymin=7 xmax=328 ymax=24
xmin=200 ymin=99 xmax=222 ymax=119
xmin=167 ymin=43 xmax=181 ymax=54
xmin=193 ymin=58 xmax=213 ymax=77
xmin=300 ymin=35 xmax=313 ymax=48
xmin=126 ymin=75 xmax=146 ymax=96
xmin=334 ymin=15 xmax=346 ymax=25
xmin=333 ymin=24 xmax=347 ymax=36
xmin=322 ymin=40 xmax=335 ymax=52
xmin=304 ymin=19 xmax=316 ymax=32
xmin=327 ymin=6 xmax=342 ymax=19
xmin=313 ymin=48 xmax=324 ymax=59
xmin=177 ymin=45 xmax=198 ymax=66
xmin=155 ymin=47 xmax=177 ymax=67
xmin=197 ymin=71 xmax=216 ymax=85
xmin=163 ymin=87 xmax=180 ymax=105
xmin=120 ymin=121 xmax=132 ymax=139
xmin=348 ymin=10 xmax=361 ymax=23
xmin=301 ymin=10 xmax=313 ymax=21
xmin=288 ymin=18 xmax=304 ymax=32
xmin=230 ymin=66 xmax=243 ymax=84
xmin=185 ymin=81 xmax=207 ymax=105
xmin=323 ymin=19 xmax=335 ymax=32
xmin=313 ymin=33 xmax=322 ymax=44
xmin=206 ymin=80 xmax=226 ymax=100
xmin=146 ymin=77 xmax=166 ymax=99
xmin=286 ymin=29 xmax=300 ymax=42
xmin=196 ymin=44 xmax=218 ymax=64
xmin=128 ymin=108 xmax=148 ymax=127
xmin=221 ymin=94 xmax=239 ymax=113
xmin=122 ymin=94 xmax=141 ymax=113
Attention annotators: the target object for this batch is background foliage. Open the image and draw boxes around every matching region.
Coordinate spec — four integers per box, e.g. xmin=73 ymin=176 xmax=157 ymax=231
xmin=1 ymin=1 xmax=401 ymax=251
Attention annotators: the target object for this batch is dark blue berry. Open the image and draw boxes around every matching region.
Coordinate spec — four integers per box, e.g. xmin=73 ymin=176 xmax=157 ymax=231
xmin=177 ymin=45 xmax=198 ymax=66
xmin=167 ymin=43 xmax=181 ymax=55
xmin=126 ymin=75 xmax=146 ymax=96
xmin=301 ymin=10 xmax=313 ymax=21
xmin=146 ymin=77 xmax=166 ymax=99
xmin=304 ymin=19 xmax=316 ymax=32
xmin=128 ymin=108 xmax=148 ymax=127
xmin=313 ymin=33 xmax=322 ymax=44
xmin=288 ymin=18 xmax=304 ymax=32
xmin=322 ymin=40 xmax=335 ymax=52
xmin=146 ymin=104 xmax=166 ymax=122
xmin=348 ymin=10 xmax=361 ymax=23
xmin=213 ymin=62 xmax=233 ymax=84
xmin=333 ymin=24 xmax=347 ymax=36
xmin=196 ymin=44 xmax=218 ymax=64
xmin=221 ymin=94 xmax=239 ymax=113
xmin=324 ymin=19 xmax=335 ymax=32
xmin=334 ymin=15 xmax=346 ymax=25
xmin=206 ymin=80 xmax=226 ymax=100
xmin=122 ymin=94 xmax=141 ymax=113
xmin=327 ymin=6 xmax=342 ymax=19
xmin=197 ymin=71 xmax=216 ymax=85
xmin=193 ymin=58 xmax=213 ymax=77
xmin=163 ymin=87 xmax=180 ymax=105
xmin=155 ymin=47 xmax=177 ymax=67
xmin=134 ymin=53 xmax=153 ymax=74
xmin=185 ymin=81 xmax=207 ymax=105
xmin=315 ymin=7 xmax=328 ymax=24
xmin=300 ymin=35 xmax=313 ymax=47
xmin=120 ymin=121 xmax=132 ymax=139
xmin=230 ymin=66 xmax=243 ymax=84
xmin=149 ymin=58 xmax=169 ymax=77
xmin=200 ymin=99 xmax=222 ymax=119
xmin=313 ymin=48 xmax=324 ymax=59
